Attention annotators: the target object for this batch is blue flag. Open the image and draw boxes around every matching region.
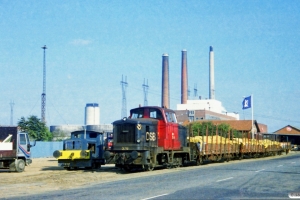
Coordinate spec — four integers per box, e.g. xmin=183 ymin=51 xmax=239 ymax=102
xmin=242 ymin=96 xmax=251 ymax=109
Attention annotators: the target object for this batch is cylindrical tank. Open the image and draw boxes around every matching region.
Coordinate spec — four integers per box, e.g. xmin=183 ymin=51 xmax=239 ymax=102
xmin=85 ymin=103 xmax=100 ymax=125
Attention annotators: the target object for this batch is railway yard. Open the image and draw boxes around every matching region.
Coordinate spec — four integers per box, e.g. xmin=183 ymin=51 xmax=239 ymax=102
xmin=1 ymin=152 xmax=298 ymax=199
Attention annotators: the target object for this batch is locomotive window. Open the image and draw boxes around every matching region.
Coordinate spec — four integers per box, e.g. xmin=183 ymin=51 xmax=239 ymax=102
xmin=73 ymin=133 xmax=83 ymax=139
xmin=88 ymin=143 xmax=95 ymax=153
xmin=165 ymin=112 xmax=177 ymax=123
xmin=131 ymin=109 xmax=144 ymax=119
xmin=171 ymin=113 xmax=178 ymax=123
xmin=165 ymin=112 xmax=172 ymax=122
xmin=150 ymin=109 xmax=163 ymax=120
xmin=89 ymin=132 xmax=97 ymax=138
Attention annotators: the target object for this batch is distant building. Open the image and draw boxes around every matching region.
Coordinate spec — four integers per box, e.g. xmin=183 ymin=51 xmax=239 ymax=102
xmin=274 ymin=125 xmax=300 ymax=145
xmin=175 ymin=99 xmax=239 ymax=124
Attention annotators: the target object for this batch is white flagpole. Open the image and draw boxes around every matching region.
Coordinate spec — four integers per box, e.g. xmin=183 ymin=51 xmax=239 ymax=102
xmin=251 ymin=94 xmax=254 ymax=139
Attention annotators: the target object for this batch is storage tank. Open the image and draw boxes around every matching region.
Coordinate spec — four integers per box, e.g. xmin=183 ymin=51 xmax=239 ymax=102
xmin=85 ymin=103 xmax=100 ymax=125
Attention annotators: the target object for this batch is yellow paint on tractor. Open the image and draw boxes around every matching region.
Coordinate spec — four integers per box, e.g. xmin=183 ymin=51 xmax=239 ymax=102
xmin=57 ymin=150 xmax=90 ymax=160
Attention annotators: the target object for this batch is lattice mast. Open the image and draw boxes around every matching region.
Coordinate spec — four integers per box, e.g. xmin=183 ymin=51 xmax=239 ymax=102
xmin=142 ymin=79 xmax=149 ymax=106
xmin=120 ymin=75 xmax=128 ymax=118
xmin=41 ymin=45 xmax=47 ymax=123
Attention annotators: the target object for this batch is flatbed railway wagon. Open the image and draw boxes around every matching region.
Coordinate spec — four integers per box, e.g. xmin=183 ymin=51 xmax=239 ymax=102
xmin=187 ymin=122 xmax=291 ymax=163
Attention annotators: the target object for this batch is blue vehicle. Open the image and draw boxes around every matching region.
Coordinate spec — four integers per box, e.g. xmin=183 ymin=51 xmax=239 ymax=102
xmin=53 ymin=126 xmax=112 ymax=170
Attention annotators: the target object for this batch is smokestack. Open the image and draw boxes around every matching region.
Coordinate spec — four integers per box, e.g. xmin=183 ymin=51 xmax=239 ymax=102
xmin=209 ymin=46 xmax=215 ymax=99
xmin=161 ymin=53 xmax=169 ymax=108
xmin=181 ymin=49 xmax=188 ymax=104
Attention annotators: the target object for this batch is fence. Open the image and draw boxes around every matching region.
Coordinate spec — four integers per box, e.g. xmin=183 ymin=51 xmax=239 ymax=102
xmin=31 ymin=141 xmax=63 ymax=158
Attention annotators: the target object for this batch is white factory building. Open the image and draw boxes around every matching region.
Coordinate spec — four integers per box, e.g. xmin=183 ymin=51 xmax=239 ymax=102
xmin=175 ymin=99 xmax=239 ymax=124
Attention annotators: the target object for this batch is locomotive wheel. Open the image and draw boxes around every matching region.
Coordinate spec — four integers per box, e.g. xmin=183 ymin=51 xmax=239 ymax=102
xmin=144 ymin=164 xmax=154 ymax=171
xmin=239 ymin=154 xmax=243 ymax=160
xmin=123 ymin=165 xmax=132 ymax=172
xmin=196 ymin=156 xmax=203 ymax=166
xmin=166 ymin=163 xmax=172 ymax=169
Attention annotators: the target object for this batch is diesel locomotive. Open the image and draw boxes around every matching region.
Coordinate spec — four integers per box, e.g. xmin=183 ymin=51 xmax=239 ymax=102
xmin=53 ymin=126 xmax=113 ymax=170
xmin=108 ymin=106 xmax=196 ymax=171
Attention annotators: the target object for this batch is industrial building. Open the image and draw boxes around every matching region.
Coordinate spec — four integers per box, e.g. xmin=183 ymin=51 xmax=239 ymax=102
xmin=176 ymin=99 xmax=239 ymax=124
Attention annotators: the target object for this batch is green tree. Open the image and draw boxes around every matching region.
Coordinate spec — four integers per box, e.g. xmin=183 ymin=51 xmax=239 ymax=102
xmin=18 ymin=115 xmax=53 ymax=141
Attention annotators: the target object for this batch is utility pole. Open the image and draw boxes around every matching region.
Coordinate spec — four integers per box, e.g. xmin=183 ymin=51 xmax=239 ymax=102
xmin=10 ymin=100 xmax=14 ymax=125
xmin=41 ymin=45 xmax=47 ymax=123
xmin=142 ymin=79 xmax=149 ymax=106
xmin=120 ymin=75 xmax=128 ymax=118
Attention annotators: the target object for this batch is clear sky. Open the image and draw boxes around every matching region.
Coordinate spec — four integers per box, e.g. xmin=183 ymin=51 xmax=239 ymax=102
xmin=1 ymin=0 xmax=299 ymax=132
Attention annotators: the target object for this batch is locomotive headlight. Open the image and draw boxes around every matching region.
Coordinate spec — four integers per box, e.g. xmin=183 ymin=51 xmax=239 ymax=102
xmin=53 ymin=150 xmax=62 ymax=158
xmin=122 ymin=117 xmax=127 ymax=121
xmin=80 ymin=150 xmax=88 ymax=158
xmin=137 ymin=139 xmax=141 ymax=143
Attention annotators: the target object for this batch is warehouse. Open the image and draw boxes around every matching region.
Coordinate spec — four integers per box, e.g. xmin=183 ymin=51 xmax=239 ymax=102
xmin=274 ymin=125 xmax=300 ymax=148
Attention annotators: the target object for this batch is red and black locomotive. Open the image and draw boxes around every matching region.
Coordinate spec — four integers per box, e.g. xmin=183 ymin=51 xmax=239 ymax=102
xmin=109 ymin=106 xmax=191 ymax=171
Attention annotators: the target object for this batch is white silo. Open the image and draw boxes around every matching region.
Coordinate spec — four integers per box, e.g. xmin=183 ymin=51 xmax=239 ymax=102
xmin=85 ymin=103 xmax=100 ymax=125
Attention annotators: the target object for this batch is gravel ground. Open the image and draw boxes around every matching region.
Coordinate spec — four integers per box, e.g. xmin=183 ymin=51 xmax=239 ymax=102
xmin=0 ymin=158 xmax=131 ymax=198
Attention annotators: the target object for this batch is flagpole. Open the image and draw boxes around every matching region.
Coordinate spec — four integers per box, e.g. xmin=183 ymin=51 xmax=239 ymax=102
xmin=251 ymin=94 xmax=254 ymax=139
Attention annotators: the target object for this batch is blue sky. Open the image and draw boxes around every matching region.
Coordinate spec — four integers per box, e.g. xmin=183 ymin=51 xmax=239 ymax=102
xmin=0 ymin=0 xmax=299 ymax=132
